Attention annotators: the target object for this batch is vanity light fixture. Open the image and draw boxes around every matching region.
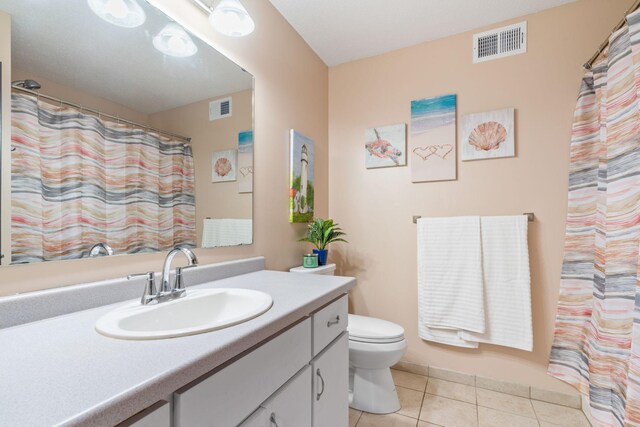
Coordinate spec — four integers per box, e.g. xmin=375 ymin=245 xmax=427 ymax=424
xmin=87 ymin=0 xmax=146 ymax=28
xmin=153 ymin=22 xmax=198 ymax=58
xmin=209 ymin=0 xmax=255 ymax=37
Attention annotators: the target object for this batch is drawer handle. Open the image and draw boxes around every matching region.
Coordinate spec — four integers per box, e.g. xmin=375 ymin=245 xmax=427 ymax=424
xmin=270 ymin=412 xmax=279 ymax=427
xmin=316 ymin=368 xmax=325 ymax=401
xmin=327 ymin=315 xmax=340 ymax=327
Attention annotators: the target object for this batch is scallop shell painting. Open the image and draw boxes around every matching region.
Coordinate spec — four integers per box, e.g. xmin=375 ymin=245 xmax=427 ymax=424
xmin=468 ymin=121 xmax=507 ymax=151
xmin=212 ymin=149 xmax=237 ymax=182
xmin=461 ymin=108 xmax=515 ymax=161
xmin=215 ymin=158 xmax=232 ymax=176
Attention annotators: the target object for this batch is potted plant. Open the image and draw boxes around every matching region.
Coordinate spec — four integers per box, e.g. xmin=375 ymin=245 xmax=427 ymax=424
xmin=299 ymin=218 xmax=347 ymax=266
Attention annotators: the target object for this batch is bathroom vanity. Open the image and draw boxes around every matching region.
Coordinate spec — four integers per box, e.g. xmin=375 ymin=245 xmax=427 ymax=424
xmin=0 ymin=257 xmax=354 ymax=426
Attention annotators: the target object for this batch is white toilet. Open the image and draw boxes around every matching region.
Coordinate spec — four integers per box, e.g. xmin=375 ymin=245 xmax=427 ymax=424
xmin=347 ymin=314 xmax=406 ymax=414
xmin=289 ymin=263 xmax=407 ymax=414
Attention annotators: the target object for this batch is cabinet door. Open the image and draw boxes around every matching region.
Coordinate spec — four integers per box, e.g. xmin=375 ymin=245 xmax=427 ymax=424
xmin=312 ymin=333 xmax=349 ymax=427
xmin=262 ymin=365 xmax=312 ymax=427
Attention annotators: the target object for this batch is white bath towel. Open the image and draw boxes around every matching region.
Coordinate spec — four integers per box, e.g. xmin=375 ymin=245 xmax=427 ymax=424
xmin=459 ymin=216 xmax=532 ymax=351
xmin=417 ymin=216 xmax=484 ymax=348
xmin=202 ymin=218 xmax=252 ymax=248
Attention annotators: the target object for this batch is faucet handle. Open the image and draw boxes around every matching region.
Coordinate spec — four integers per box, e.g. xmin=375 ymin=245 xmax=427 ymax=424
xmin=128 ymin=272 xmax=158 ymax=305
xmin=174 ymin=264 xmax=198 ymax=295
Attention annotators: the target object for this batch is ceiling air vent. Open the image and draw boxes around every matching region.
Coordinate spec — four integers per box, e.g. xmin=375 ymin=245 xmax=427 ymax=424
xmin=473 ymin=21 xmax=527 ymax=63
xmin=209 ymin=96 xmax=232 ymax=121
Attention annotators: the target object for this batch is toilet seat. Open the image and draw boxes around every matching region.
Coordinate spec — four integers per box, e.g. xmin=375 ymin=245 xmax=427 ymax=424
xmin=348 ymin=314 xmax=405 ymax=344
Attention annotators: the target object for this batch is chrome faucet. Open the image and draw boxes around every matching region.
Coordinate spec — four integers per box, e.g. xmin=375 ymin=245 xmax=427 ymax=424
xmin=89 ymin=242 xmax=114 ymax=257
xmin=127 ymin=246 xmax=198 ymax=305
xmin=160 ymin=246 xmax=198 ymax=297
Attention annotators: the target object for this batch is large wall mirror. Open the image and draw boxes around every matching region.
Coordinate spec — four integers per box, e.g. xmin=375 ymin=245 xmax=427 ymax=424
xmin=0 ymin=0 xmax=254 ymax=265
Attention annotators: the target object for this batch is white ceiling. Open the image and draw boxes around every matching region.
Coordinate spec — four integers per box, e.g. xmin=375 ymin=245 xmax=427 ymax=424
xmin=269 ymin=0 xmax=577 ymax=66
xmin=0 ymin=0 xmax=253 ymax=114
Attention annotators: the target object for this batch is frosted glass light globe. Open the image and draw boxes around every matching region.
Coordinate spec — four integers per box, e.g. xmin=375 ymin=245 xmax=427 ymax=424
xmin=209 ymin=0 xmax=255 ymax=37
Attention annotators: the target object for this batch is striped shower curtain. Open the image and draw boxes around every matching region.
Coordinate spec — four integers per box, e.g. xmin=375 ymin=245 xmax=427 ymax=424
xmin=548 ymin=10 xmax=640 ymax=427
xmin=10 ymin=93 xmax=196 ymax=263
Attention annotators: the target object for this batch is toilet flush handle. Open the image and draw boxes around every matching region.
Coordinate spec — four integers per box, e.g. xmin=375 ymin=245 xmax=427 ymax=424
xmin=327 ymin=315 xmax=340 ymax=327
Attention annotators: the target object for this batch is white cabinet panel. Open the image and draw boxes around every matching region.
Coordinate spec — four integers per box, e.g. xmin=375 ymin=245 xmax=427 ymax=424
xmin=312 ymin=295 xmax=347 ymax=356
xmin=312 ymin=333 xmax=349 ymax=427
xmin=119 ymin=401 xmax=170 ymax=427
xmin=174 ymin=318 xmax=312 ymax=427
xmin=261 ymin=366 xmax=312 ymax=427
xmin=238 ymin=408 xmax=268 ymax=427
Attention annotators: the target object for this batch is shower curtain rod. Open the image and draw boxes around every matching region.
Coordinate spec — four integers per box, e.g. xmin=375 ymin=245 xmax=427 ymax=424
xmin=11 ymin=85 xmax=192 ymax=143
xmin=584 ymin=0 xmax=640 ymax=69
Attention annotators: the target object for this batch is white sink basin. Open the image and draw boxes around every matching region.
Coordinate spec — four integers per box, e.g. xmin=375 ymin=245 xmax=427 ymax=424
xmin=95 ymin=288 xmax=273 ymax=340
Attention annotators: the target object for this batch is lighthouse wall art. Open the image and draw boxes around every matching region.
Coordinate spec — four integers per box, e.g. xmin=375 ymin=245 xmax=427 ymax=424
xmin=289 ymin=130 xmax=315 ymax=223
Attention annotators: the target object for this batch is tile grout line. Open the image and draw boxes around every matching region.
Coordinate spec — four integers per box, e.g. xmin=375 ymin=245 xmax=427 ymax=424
xmin=475 ymin=389 xmax=539 ymax=420
xmin=354 ymin=409 xmax=362 ymax=427
xmin=531 ymin=400 xmax=544 ymax=426
xmin=475 ymin=386 xmax=479 ymax=427
xmin=416 ymin=376 xmax=428 ymax=425
xmin=423 ymin=391 xmax=476 ymax=406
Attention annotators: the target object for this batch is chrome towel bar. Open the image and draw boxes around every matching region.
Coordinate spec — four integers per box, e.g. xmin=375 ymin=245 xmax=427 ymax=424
xmin=413 ymin=213 xmax=534 ymax=224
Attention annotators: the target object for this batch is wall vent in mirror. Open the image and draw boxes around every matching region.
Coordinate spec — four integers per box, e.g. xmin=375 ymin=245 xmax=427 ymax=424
xmin=473 ymin=21 xmax=527 ymax=63
xmin=210 ymin=97 xmax=233 ymax=121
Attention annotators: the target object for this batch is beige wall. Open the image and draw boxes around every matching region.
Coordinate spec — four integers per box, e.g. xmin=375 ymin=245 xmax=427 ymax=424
xmin=149 ymin=89 xmax=253 ymax=247
xmin=0 ymin=0 xmax=328 ymax=295
xmin=328 ymin=0 xmax=629 ymax=393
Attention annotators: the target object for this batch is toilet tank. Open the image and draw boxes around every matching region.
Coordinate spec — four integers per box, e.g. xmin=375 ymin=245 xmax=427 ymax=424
xmin=289 ymin=263 xmax=336 ymax=276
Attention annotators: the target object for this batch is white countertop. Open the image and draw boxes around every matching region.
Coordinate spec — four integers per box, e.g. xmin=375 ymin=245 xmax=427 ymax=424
xmin=0 ymin=269 xmax=355 ymax=426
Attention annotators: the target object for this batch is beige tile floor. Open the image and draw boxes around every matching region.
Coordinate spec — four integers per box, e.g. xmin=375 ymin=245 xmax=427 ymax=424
xmin=348 ymin=369 xmax=592 ymax=427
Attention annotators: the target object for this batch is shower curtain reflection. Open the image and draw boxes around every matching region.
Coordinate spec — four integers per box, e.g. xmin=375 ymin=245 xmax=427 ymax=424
xmin=10 ymin=93 xmax=196 ymax=263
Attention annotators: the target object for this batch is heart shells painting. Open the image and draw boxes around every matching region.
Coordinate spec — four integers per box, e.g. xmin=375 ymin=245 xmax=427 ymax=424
xmin=410 ymin=94 xmax=457 ymax=182
xmin=461 ymin=108 xmax=515 ymax=161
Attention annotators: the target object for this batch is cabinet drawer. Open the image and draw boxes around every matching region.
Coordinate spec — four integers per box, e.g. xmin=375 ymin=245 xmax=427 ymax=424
xmin=312 ymin=295 xmax=347 ymax=356
xmin=174 ymin=318 xmax=312 ymax=427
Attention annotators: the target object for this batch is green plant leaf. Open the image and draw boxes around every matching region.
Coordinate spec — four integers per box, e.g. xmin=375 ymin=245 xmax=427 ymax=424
xmin=299 ymin=218 xmax=347 ymax=250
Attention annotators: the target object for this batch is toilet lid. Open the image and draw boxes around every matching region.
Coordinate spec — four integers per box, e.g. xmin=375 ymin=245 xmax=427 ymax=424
xmin=348 ymin=314 xmax=405 ymax=343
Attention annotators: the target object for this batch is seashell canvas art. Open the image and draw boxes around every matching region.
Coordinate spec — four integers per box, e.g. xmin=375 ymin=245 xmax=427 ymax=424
xmin=410 ymin=94 xmax=457 ymax=182
xmin=212 ymin=149 xmax=237 ymax=182
xmin=461 ymin=108 xmax=515 ymax=161
xmin=365 ymin=123 xmax=407 ymax=168
xmin=468 ymin=121 xmax=507 ymax=151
